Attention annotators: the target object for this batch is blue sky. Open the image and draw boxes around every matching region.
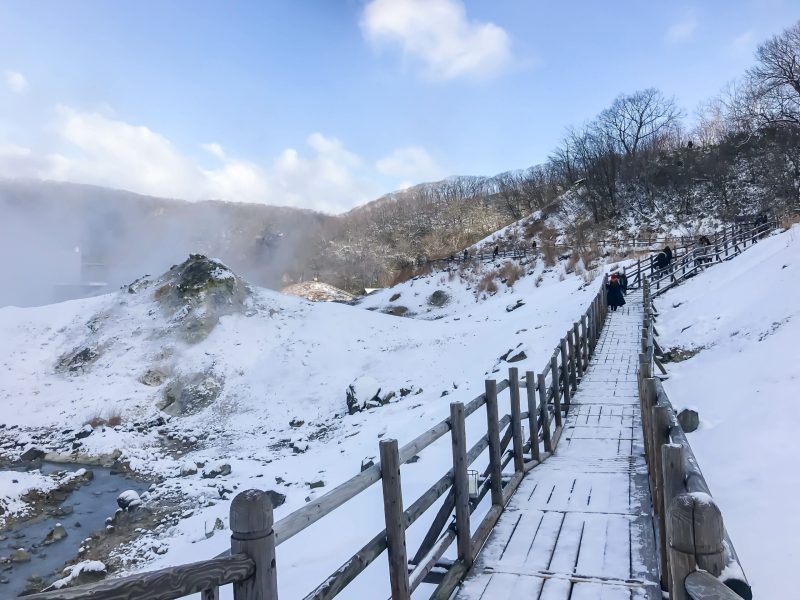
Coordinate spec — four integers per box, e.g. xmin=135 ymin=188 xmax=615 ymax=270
xmin=0 ymin=0 xmax=797 ymax=212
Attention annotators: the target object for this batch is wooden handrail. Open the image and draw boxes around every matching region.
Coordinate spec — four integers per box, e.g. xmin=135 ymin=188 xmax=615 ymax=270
xmin=638 ymin=280 xmax=752 ymax=600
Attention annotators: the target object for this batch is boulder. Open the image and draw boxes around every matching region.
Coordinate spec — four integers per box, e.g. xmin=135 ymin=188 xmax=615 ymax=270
xmin=43 ymin=524 xmax=68 ymax=545
xmin=346 ymin=376 xmax=382 ymax=415
xmin=266 ymin=490 xmax=286 ymax=508
xmin=427 ymin=290 xmax=450 ymax=307
xmin=117 ymin=490 xmax=142 ymax=511
xmin=20 ymin=447 xmax=46 ymax=462
xmin=10 ymin=548 xmax=30 ymax=563
xmin=677 ymin=409 xmax=700 ymax=433
xmin=159 ymin=372 xmax=223 ymax=416
xmin=55 ymin=346 xmax=100 ymax=374
xmin=139 ymin=369 xmax=167 ymax=387
xmin=506 ymin=299 xmax=525 ymax=312
xmin=179 ymin=462 xmax=198 ymax=477
xmin=202 ymin=463 xmax=232 ymax=479
xmin=307 ymin=480 xmax=325 ymax=490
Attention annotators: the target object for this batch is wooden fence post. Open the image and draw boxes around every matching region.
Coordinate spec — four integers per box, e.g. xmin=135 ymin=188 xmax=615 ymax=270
xmin=484 ymin=380 xmax=504 ymax=506
xmin=651 ymin=404 xmax=671 ymax=589
xmin=525 ymin=372 xmax=540 ymax=461
xmin=573 ymin=323 xmax=583 ymax=380
xmin=537 ymin=373 xmax=553 ymax=453
xmin=230 ymin=490 xmax=279 ymax=600
xmin=508 ymin=368 xmax=525 ymax=474
xmin=580 ymin=315 xmax=588 ymax=370
xmin=449 ymin=403 xmax=473 ymax=568
xmin=661 ymin=443 xmax=685 ymax=595
xmin=550 ymin=355 xmax=563 ymax=429
xmin=566 ymin=332 xmax=577 ymax=392
xmin=667 ymin=494 xmax=726 ymax=600
xmin=560 ymin=338 xmax=571 ymax=410
xmin=379 ymin=439 xmax=411 ymax=600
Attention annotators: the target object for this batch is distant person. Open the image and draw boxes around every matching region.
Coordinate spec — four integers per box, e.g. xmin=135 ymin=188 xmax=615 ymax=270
xmin=653 ymin=250 xmax=669 ymax=274
xmin=532 ymin=240 xmax=537 ymax=251
xmin=687 ymin=140 xmax=694 ymax=149
xmin=493 ymin=245 xmax=499 ymax=259
xmin=663 ymin=245 xmax=673 ymax=264
xmin=463 ymin=249 xmax=468 ymax=261
xmin=695 ymin=236 xmax=712 ymax=267
xmin=619 ymin=272 xmax=628 ymax=294
xmin=607 ymin=273 xmax=625 ymax=311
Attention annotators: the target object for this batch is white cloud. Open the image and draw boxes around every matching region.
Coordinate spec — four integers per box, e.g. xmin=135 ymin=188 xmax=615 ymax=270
xmin=665 ymin=12 xmax=698 ymax=44
xmin=2 ymin=108 xmax=385 ymax=213
xmin=360 ymin=0 xmax=512 ymax=81
xmin=201 ymin=142 xmax=227 ymax=160
xmin=376 ymin=146 xmax=446 ymax=182
xmin=5 ymin=70 xmax=28 ymax=93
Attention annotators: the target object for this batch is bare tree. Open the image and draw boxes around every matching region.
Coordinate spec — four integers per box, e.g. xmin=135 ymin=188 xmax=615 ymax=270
xmin=599 ymin=88 xmax=683 ymax=157
xmin=746 ymin=21 xmax=800 ymax=127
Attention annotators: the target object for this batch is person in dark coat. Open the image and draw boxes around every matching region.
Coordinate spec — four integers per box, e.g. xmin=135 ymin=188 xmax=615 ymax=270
xmin=619 ymin=272 xmax=628 ymax=294
xmin=654 ymin=251 xmax=668 ymax=271
xmin=493 ymin=245 xmax=499 ymax=259
xmin=607 ymin=273 xmax=625 ymax=311
xmin=663 ymin=245 xmax=673 ymax=264
xmin=463 ymin=249 xmax=468 ymax=261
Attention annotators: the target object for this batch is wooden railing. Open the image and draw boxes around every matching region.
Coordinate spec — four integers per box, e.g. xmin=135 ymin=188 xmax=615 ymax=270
xmin=25 ymin=279 xmax=612 ymax=600
xmin=638 ymin=281 xmax=752 ymax=600
xmin=625 ymin=219 xmax=775 ymax=293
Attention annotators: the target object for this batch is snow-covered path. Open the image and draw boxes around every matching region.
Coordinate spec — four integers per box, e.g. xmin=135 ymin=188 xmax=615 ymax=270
xmin=456 ymin=299 xmax=660 ymax=599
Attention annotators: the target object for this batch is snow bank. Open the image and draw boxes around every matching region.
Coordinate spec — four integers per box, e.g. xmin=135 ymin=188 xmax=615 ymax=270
xmin=0 ymin=469 xmax=57 ymax=524
xmin=657 ymin=225 xmax=800 ymax=597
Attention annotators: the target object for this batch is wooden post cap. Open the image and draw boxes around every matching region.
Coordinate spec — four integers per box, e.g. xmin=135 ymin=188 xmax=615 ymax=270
xmin=230 ymin=489 xmax=274 ymax=537
xmin=668 ymin=492 xmax=724 ymax=555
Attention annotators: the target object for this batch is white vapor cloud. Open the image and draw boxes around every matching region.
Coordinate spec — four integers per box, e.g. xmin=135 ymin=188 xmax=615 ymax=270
xmin=5 ymin=70 xmax=28 ymax=93
xmin=376 ymin=146 xmax=445 ymax=182
xmin=360 ymin=0 xmax=512 ymax=81
xmin=665 ymin=12 xmax=698 ymax=44
xmin=1 ymin=107 xmax=444 ymax=213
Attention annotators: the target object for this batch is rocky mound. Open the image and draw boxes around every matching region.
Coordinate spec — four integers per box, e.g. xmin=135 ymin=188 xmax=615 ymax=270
xmin=281 ymin=281 xmax=356 ymax=303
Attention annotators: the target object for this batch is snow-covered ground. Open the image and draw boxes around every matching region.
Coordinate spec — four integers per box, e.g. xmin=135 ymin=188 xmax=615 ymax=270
xmin=0 ymin=250 xmax=623 ymax=596
xmin=657 ymin=224 xmax=799 ymax=598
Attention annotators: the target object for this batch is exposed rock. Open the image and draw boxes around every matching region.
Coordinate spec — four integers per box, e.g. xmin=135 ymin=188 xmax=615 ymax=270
xmin=507 ymin=350 xmax=527 ymax=363
xmin=179 ymin=462 xmax=198 ymax=477
xmin=289 ymin=418 xmax=305 ymax=428
xmin=307 ymin=480 xmax=325 ymax=489
xmin=117 ymin=490 xmax=142 ymax=511
xmin=43 ymin=524 xmax=68 ymax=545
xmin=389 ymin=292 xmax=401 ymax=302
xmin=361 ymin=458 xmax=375 ymax=472
xmin=266 ymin=490 xmax=286 ymax=508
xmin=155 ymin=254 xmax=251 ymax=343
xmin=677 ymin=409 xmax=700 ymax=433
xmin=427 ymin=290 xmax=450 ymax=307
xmin=346 ymin=376 xmax=382 ymax=415
xmin=281 ymin=281 xmax=356 ymax=303
xmin=506 ymin=299 xmax=525 ymax=312
xmin=74 ymin=424 xmax=94 ymax=440
xmin=139 ymin=369 xmax=168 ymax=387
xmin=382 ymin=305 xmax=409 ymax=317
xmin=20 ymin=447 xmax=46 ymax=462
xmin=10 ymin=548 xmax=30 ymax=563
xmin=160 ymin=372 xmax=223 ymax=416
xmin=202 ymin=463 xmax=232 ymax=479
xmin=55 ymin=346 xmax=100 ymax=374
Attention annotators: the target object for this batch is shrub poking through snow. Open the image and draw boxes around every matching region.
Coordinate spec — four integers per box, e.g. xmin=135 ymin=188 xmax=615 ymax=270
xmin=498 ymin=261 xmax=524 ymax=287
xmin=476 ymin=273 xmax=499 ymax=295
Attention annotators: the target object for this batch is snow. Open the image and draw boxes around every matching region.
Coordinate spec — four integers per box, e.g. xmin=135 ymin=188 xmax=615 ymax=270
xmin=48 ymin=560 xmax=107 ymax=590
xmin=0 ymin=470 xmax=57 ymax=524
xmin=657 ymin=224 xmax=800 ymax=598
xmin=0 ymin=248 xmax=623 ymax=596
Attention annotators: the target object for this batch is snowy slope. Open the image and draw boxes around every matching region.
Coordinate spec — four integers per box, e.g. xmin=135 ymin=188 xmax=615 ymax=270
xmin=0 ymin=251 xmax=617 ymax=596
xmin=656 ymin=225 xmax=800 ymax=598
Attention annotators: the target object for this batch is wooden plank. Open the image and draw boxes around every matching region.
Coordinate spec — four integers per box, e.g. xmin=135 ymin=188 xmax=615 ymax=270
xmin=450 ymin=402 xmax=473 ymax=567
xmin=24 ymin=555 xmax=255 ymax=600
xmin=567 ymin=331 xmax=577 ymax=391
xmin=379 ymin=439 xmax=411 ymax=600
xmin=484 ymin=380 xmax=504 ymax=506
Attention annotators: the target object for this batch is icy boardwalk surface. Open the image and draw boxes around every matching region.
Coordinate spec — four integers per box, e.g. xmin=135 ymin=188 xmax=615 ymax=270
xmin=457 ymin=299 xmax=660 ymax=600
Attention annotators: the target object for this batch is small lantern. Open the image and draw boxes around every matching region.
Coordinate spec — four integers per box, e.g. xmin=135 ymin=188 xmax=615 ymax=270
xmin=467 ymin=470 xmax=479 ymax=498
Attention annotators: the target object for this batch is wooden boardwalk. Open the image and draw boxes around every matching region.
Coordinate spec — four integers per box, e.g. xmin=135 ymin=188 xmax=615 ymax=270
xmin=456 ymin=298 xmax=661 ymax=600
